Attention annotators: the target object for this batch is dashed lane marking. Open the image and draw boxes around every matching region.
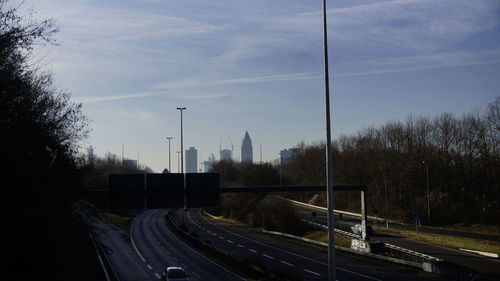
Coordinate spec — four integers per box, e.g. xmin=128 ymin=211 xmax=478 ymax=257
xmin=227 ymin=240 xmax=234 ymax=243
xmin=147 ymin=264 xmax=153 ymax=270
xmin=238 ymin=244 xmax=244 ymax=248
xmin=304 ymin=269 xmax=321 ymax=276
xmin=249 ymin=249 xmax=257 ymax=253
xmin=263 ymin=254 xmax=274 ymax=259
xmin=280 ymin=261 xmax=294 ymax=267
xmin=155 ymin=273 xmax=161 ymax=279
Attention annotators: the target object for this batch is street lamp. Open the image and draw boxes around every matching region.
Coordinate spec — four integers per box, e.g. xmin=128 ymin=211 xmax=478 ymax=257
xmin=321 ymin=1 xmax=336 ymax=280
xmin=176 ymin=107 xmax=186 ymax=173
xmin=422 ymin=161 xmax=431 ymax=225
xmin=176 ymin=151 xmax=181 ymax=173
xmin=166 ymin=137 xmax=173 ymax=172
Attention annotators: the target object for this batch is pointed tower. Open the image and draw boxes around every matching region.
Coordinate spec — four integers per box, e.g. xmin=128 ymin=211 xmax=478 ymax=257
xmin=241 ymin=131 xmax=253 ymax=163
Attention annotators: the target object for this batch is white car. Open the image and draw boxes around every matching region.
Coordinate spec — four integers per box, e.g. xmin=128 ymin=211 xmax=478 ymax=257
xmin=162 ymin=267 xmax=189 ymax=281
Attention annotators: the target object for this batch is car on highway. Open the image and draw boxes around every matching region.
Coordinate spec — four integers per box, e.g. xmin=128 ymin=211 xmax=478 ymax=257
xmin=351 ymin=224 xmax=374 ymax=237
xmin=161 ymin=267 xmax=189 ymax=281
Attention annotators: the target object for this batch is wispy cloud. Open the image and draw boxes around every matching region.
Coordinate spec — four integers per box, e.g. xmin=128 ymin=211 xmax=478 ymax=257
xmin=73 ymin=91 xmax=164 ymax=103
xmin=334 ymin=48 xmax=500 ymax=77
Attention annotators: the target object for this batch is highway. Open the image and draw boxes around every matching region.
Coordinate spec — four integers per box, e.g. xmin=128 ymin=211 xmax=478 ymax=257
xmin=181 ymin=208 xmax=432 ymax=281
xmin=130 ymin=209 xmax=246 ymax=280
xmin=78 ymin=204 xmax=247 ymax=281
xmin=76 ymin=204 xmax=155 ymax=281
xmin=290 ymin=201 xmax=500 ymax=281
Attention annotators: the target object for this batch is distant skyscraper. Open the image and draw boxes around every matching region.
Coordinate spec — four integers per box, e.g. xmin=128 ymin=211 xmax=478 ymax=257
xmin=241 ymin=131 xmax=253 ymax=162
xmin=280 ymin=148 xmax=301 ymax=165
xmin=185 ymin=146 xmax=197 ymax=173
xmin=203 ymin=154 xmax=216 ymax=172
xmin=220 ymin=149 xmax=232 ymax=161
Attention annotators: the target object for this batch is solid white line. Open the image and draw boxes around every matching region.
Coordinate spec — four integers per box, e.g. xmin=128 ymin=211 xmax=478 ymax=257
xmin=147 ymin=264 xmax=153 ymax=270
xmin=263 ymin=254 xmax=274 ymax=259
xmin=249 ymin=249 xmax=257 ymax=253
xmin=280 ymin=260 xmax=294 ymax=267
xmin=166 ymin=210 xmax=247 ymax=280
xmin=199 ymin=209 xmax=381 ymax=281
xmin=154 ymin=273 xmax=161 ymax=279
xmin=304 ymin=269 xmax=321 ymax=276
xmin=130 ymin=226 xmax=147 ymax=263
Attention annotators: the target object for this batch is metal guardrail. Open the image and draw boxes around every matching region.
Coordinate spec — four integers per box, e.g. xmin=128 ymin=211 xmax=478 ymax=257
xmin=384 ymin=242 xmax=442 ymax=263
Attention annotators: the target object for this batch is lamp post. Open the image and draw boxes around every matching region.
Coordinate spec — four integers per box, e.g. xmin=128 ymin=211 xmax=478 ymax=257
xmin=321 ymin=1 xmax=336 ymax=280
xmin=177 ymin=151 xmax=181 ymax=173
xmin=422 ymin=161 xmax=430 ymax=225
xmin=176 ymin=107 xmax=186 ymax=173
xmin=166 ymin=137 xmax=173 ymax=172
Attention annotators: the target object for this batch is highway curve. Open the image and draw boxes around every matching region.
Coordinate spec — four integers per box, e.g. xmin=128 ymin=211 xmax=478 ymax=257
xmin=182 ymin=208 xmax=432 ymax=281
xmin=131 ymin=209 xmax=246 ymax=281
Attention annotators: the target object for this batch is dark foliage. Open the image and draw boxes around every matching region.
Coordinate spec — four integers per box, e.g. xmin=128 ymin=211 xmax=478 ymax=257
xmin=284 ymin=99 xmax=500 ymax=225
xmin=1 ymin=1 xmax=96 ymax=280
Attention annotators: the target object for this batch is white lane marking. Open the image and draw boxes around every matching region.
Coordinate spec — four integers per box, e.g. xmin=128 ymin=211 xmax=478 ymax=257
xmin=181 ymin=263 xmax=187 ymax=268
xmin=238 ymin=244 xmax=244 ymax=248
xmin=219 ymin=236 xmax=225 ymax=240
xmin=227 ymin=240 xmax=234 ymax=243
xmin=280 ymin=261 xmax=294 ymax=267
xmin=130 ymin=227 xmax=147 ymax=263
xmin=173 ymin=257 xmax=178 ymax=262
xmin=147 ymin=264 xmax=153 ymax=270
xmin=166 ymin=210 xmax=247 ymax=281
xmin=212 ymin=233 xmax=217 ymax=236
xmin=263 ymin=254 xmax=274 ymax=259
xmin=304 ymin=269 xmax=321 ymax=276
xmin=249 ymin=249 xmax=257 ymax=253
xmin=155 ymin=273 xmax=161 ymax=279
xmin=192 ymin=271 xmax=200 ymax=278
xmin=198 ymin=209 xmax=382 ymax=281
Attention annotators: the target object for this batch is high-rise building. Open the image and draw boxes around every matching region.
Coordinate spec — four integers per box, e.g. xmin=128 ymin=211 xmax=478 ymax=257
xmin=280 ymin=148 xmax=301 ymax=165
xmin=241 ymin=131 xmax=253 ymax=162
xmin=220 ymin=149 xmax=232 ymax=161
xmin=185 ymin=146 xmax=197 ymax=173
xmin=203 ymin=154 xmax=216 ymax=172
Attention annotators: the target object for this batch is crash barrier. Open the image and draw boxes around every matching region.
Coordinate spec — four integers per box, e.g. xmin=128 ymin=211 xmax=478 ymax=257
xmin=263 ymin=229 xmax=479 ymax=281
xmin=88 ymin=232 xmax=121 ymax=281
xmin=261 ymin=229 xmax=422 ymax=268
xmin=423 ymin=260 xmax=479 ymax=281
xmin=301 ymin=218 xmax=361 ymax=239
xmin=281 ymin=196 xmax=402 ymax=224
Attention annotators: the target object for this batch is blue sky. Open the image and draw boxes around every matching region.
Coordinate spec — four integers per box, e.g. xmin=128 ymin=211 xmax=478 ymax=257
xmin=18 ymin=0 xmax=500 ymax=172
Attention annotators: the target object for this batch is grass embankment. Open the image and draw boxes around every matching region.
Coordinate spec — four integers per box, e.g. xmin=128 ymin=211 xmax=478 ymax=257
xmin=101 ymin=212 xmax=132 ymax=232
xmin=376 ymin=226 xmax=500 ymax=254
xmin=302 ymin=230 xmax=352 ymax=248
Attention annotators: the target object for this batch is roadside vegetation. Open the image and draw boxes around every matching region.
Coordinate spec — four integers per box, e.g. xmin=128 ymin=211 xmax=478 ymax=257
xmin=0 ymin=1 xmax=104 ymax=279
xmin=281 ymin=98 xmax=499 ymax=227
xmin=377 ymin=226 xmax=500 ymax=254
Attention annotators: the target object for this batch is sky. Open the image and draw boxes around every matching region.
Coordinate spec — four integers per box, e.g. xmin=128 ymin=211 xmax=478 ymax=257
xmin=14 ymin=0 xmax=500 ymax=172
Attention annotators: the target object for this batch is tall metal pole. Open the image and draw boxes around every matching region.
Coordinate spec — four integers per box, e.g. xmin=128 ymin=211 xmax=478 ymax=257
xmin=166 ymin=137 xmax=173 ymax=172
xmin=322 ymin=1 xmax=336 ymax=280
xmin=423 ymin=161 xmax=430 ymax=225
xmin=177 ymin=107 xmax=186 ymax=173
xmin=177 ymin=151 xmax=180 ymax=172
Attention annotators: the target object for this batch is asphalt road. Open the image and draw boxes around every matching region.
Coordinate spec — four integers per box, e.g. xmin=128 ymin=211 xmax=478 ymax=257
xmin=131 ymin=209 xmax=247 ymax=281
xmin=76 ymin=205 xmax=156 ymax=281
xmin=77 ymin=205 xmax=246 ymax=281
xmin=292 ymin=203 xmax=500 ymax=281
xmin=181 ymin=208 xmax=432 ymax=281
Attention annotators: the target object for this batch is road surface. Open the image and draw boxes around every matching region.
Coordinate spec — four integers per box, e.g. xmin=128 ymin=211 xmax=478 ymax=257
xmin=181 ymin=208 xmax=433 ymax=281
